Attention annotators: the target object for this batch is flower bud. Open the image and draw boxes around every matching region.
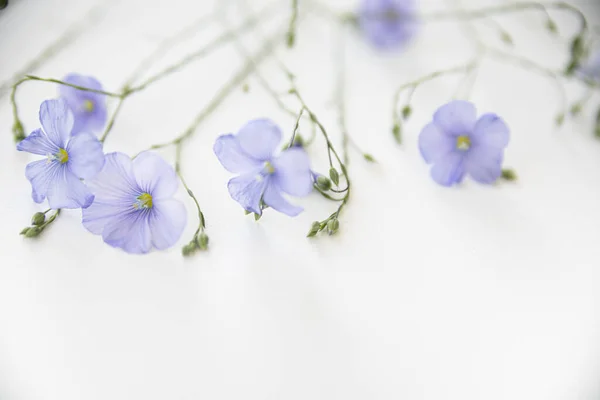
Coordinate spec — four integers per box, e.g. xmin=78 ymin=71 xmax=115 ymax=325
xmin=24 ymin=226 xmax=42 ymax=238
xmin=555 ymin=113 xmax=565 ymax=127
xmin=392 ymin=123 xmax=402 ymax=143
xmin=363 ymin=153 xmax=376 ymax=163
xmin=182 ymin=243 xmax=196 ymax=257
xmin=401 ymin=105 xmax=412 ymax=120
xmin=307 ymin=221 xmax=321 ymax=238
xmin=316 ymin=175 xmax=332 ymax=191
xmin=31 ymin=212 xmax=46 ymax=226
xmin=20 ymin=227 xmax=31 ymax=235
xmin=329 ymin=167 xmax=339 ymax=186
xmin=570 ymin=103 xmax=583 ymax=116
xmin=196 ymin=232 xmax=209 ymax=250
xmin=501 ymin=168 xmax=517 ymax=182
xmin=327 ymin=219 xmax=340 ymax=235
xmin=546 ymin=19 xmax=558 ymax=34
xmin=12 ymin=120 xmax=25 ymax=142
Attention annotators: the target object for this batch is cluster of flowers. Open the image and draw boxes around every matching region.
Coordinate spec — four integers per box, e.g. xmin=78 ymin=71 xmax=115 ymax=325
xmin=14 ymin=0 xmax=600 ymax=255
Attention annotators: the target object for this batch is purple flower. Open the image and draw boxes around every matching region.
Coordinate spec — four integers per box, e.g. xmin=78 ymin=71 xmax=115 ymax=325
xmin=59 ymin=73 xmax=107 ymax=135
xmin=358 ymin=0 xmax=418 ymax=50
xmin=82 ymin=152 xmax=187 ymax=254
xmin=16 ymin=99 xmax=105 ymax=209
xmin=419 ymin=100 xmax=510 ymax=186
xmin=214 ymin=119 xmax=313 ymax=217
xmin=577 ymin=51 xmax=600 ymax=83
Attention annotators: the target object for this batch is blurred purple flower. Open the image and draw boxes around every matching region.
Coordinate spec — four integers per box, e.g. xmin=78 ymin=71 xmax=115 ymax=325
xmin=17 ymin=99 xmax=105 ymax=209
xmin=82 ymin=152 xmax=187 ymax=254
xmin=419 ymin=100 xmax=510 ymax=186
xmin=358 ymin=0 xmax=418 ymax=50
xmin=59 ymin=73 xmax=107 ymax=135
xmin=214 ymin=119 xmax=313 ymax=217
xmin=577 ymin=51 xmax=600 ymax=83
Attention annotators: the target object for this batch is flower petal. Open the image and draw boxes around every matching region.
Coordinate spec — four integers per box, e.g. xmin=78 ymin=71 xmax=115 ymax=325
xmin=262 ymin=184 xmax=303 ymax=217
xmin=16 ymin=128 xmax=60 ymax=156
xmin=82 ymin=198 xmax=131 ymax=235
xmin=227 ymin=172 xmax=269 ymax=215
xmin=214 ymin=134 xmax=262 ymax=173
xmin=418 ymin=122 xmax=455 ymax=164
xmin=26 ymin=161 xmax=94 ymax=209
xmin=39 ymin=99 xmax=73 ymax=147
xmin=471 ymin=113 xmax=510 ymax=151
xmin=236 ymin=119 xmax=282 ymax=161
xmin=430 ymin=151 xmax=465 ymax=187
xmin=149 ymin=199 xmax=187 ymax=250
xmin=85 ymin=152 xmax=139 ymax=202
xmin=66 ymin=132 xmax=105 ymax=179
xmin=132 ymin=152 xmax=179 ymax=200
xmin=433 ymin=100 xmax=477 ymax=136
xmin=359 ymin=0 xmax=419 ymax=49
xmin=272 ymin=147 xmax=313 ymax=197
xmin=60 ymin=74 xmax=107 ymax=135
xmin=101 ymin=211 xmax=152 ymax=254
xmin=465 ymin=145 xmax=503 ymax=184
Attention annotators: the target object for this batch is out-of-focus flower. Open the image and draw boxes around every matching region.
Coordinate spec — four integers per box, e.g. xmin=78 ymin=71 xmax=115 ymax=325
xmin=59 ymin=73 xmax=107 ymax=135
xmin=358 ymin=0 xmax=418 ymax=50
xmin=419 ymin=100 xmax=510 ymax=186
xmin=82 ymin=152 xmax=187 ymax=254
xmin=577 ymin=51 xmax=600 ymax=83
xmin=17 ymin=99 xmax=105 ymax=208
xmin=214 ymin=119 xmax=313 ymax=217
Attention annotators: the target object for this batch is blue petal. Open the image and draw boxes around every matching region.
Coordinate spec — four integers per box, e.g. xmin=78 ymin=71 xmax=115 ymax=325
xmin=39 ymin=99 xmax=73 ymax=148
xmin=272 ymin=148 xmax=313 ymax=197
xmin=102 ymin=211 xmax=152 ymax=254
xmin=471 ymin=113 xmax=510 ymax=151
xmin=227 ymin=172 xmax=269 ymax=215
xmin=430 ymin=151 xmax=465 ymax=187
xmin=66 ymin=132 xmax=105 ymax=179
xmin=433 ymin=100 xmax=477 ymax=136
xmin=149 ymin=199 xmax=187 ymax=250
xmin=16 ymin=128 xmax=60 ymax=156
xmin=465 ymin=145 xmax=503 ymax=184
xmin=418 ymin=122 xmax=455 ymax=164
xmin=25 ymin=160 xmax=94 ymax=209
xmin=236 ymin=119 xmax=282 ymax=161
xmin=60 ymin=74 xmax=107 ymax=135
xmin=132 ymin=151 xmax=179 ymax=200
xmin=262 ymin=184 xmax=303 ymax=217
xmin=358 ymin=0 xmax=418 ymax=49
xmin=83 ymin=153 xmax=140 ymax=234
xmin=214 ymin=134 xmax=262 ymax=173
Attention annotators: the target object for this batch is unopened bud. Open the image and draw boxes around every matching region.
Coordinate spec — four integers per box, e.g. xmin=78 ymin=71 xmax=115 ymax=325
xmin=12 ymin=120 xmax=25 ymax=142
xmin=501 ymin=168 xmax=517 ymax=182
xmin=24 ymin=226 xmax=42 ymax=238
xmin=327 ymin=219 xmax=340 ymax=235
xmin=31 ymin=212 xmax=45 ymax=226
xmin=307 ymin=221 xmax=321 ymax=238
xmin=196 ymin=232 xmax=209 ymax=250
xmin=316 ymin=175 xmax=332 ymax=191
xmin=329 ymin=168 xmax=339 ymax=186
xmin=392 ymin=123 xmax=402 ymax=143
xmin=401 ymin=105 xmax=412 ymax=120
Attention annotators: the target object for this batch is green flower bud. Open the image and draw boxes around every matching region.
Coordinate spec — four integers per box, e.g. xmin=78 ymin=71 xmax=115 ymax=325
xmin=555 ymin=113 xmax=565 ymax=127
xmin=316 ymin=175 xmax=332 ymax=191
xmin=293 ymin=134 xmax=304 ymax=147
xmin=401 ymin=105 xmax=412 ymax=120
xmin=20 ymin=227 xmax=31 ymax=235
xmin=392 ymin=123 xmax=402 ymax=143
xmin=501 ymin=168 xmax=517 ymax=182
xmin=307 ymin=221 xmax=321 ymax=238
xmin=500 ymin=31 xmax=513 ymax=45
xmin=254 ymin=213 xmax=262 ymax=221
xmin=12 ymin=120 xmax=25 ymax=142
xmin=24 ymin=226 xmax=42 ymax=238
xmin=570 ymin=103 xmax=583 ymax=116
xmin=196 ymin=232 xmax=209 ymax=251
xmin=182 ymin=243 xmax=196 ymax=257
xmin=327 ymin=218 xmax=340 ymax=235
xmin=31 ymin=212 xmax=46 ymax=226
xmin=363 ymin=153 xmax=376 ymax=163
xmin=242 ymin=83 xmax=250 ymax=93
xmin=329 ymin=167 xmax=339 ymax=186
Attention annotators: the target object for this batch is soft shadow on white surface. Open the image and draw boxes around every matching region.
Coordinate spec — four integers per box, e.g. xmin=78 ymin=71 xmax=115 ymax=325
xmin=0 ymin=0 xmax=599 ymax=399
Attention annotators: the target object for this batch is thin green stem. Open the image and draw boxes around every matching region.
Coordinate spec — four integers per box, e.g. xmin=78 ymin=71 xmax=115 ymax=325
xmin=175 ymin=143 xmax=206 ymax=237
xmin=287 ymin=0 xmax=299 ymax=47
xmin=150 ymin=30 xmax=282 ymax=150
xmin=289 ymin=107 xmax=306 ymax=147
xmin=100 ymin=97 xmax=127 ymax=143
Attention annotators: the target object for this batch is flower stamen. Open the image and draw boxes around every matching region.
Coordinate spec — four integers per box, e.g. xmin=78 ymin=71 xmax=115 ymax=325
xmin=264 ymin=161 xmax=275 ymax=174
xmin=83 ymin=100 xmax=94 ymax=112
xmin=456 ymin=135 xmax=471 ymax=151
xmin=134 ymin=193 xmax=153 ymax=209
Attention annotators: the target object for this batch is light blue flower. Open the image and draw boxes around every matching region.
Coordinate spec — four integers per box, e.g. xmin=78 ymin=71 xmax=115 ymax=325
xmin=59 ymin=73 xmax=107 ymax=135
xmin=358 ymin=0 xmax=418 ymax=50
xmin=419 ymin=100 xmax=510 ymax=186
xmin=214 ymin=119 xmax=313 ymax=217
xmin=16 ymin=99 xmax=105 ymax=209
xmin=82 ymin=152 xmax=187 ymax=254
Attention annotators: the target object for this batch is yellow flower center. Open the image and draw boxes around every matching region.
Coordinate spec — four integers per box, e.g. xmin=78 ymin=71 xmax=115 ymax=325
xmin=135 ymin=193 xmax=153 ymax=209
xmin=83 ymin=100 xmax=94 ymax=112
xmin=56 ymin=148 xmax=69 ymax=164
xmin=264 ymin=161 xmax=275 ymax=174
xmin=456 ymin=135 xmax=471 ymax=151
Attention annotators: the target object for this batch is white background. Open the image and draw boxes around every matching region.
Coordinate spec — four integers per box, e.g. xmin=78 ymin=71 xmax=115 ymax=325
xmin=0 ymin=0 xmax=599 ymax=399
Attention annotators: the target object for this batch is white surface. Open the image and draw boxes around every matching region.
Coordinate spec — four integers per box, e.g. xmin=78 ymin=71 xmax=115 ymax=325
xmin=1 ymin=0 xmax=599 ymax=399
